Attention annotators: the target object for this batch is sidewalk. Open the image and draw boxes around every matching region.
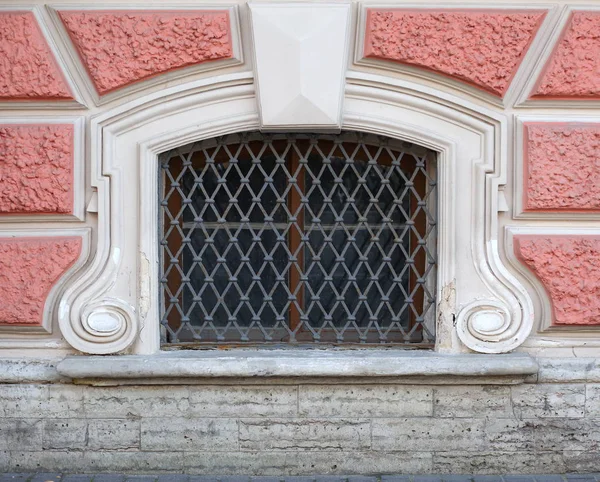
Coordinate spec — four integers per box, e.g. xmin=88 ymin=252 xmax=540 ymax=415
xmin=2 ymin=474 xmax=600 ymax=482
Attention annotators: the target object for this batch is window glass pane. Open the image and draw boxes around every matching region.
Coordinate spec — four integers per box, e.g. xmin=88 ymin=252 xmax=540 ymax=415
xmin=180 ymin=154 xmax=287 ymax=225
xmin=181 ymin=229 xmax=288 ymax=338
xmin=306 ymin=153 xmax=410 ymax=226
xmin=305 ymin=227 xmax=410 ymax=330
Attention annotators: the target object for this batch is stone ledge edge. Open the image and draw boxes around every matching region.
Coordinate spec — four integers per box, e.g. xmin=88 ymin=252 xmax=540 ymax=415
xmin=0 ymin=358 xmax=68 ymax=383
xmin=46 ymin=351 xmax=540 ymax=384
xmin=5 ymin=353 xmax=600 ymax=385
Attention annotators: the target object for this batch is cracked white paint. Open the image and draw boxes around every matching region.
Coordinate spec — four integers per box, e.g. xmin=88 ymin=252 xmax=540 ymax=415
xmin=139 ymin=252 xmax=150 ymax=321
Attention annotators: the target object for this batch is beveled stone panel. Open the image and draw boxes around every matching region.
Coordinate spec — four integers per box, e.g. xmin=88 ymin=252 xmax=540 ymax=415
xmin=59 ymin=9 xmax=233 ymax=95
xmin=0 ymin=124 xmax=74 ymax=215
xmin=363 ymin=9 xmax=545 ymax=97
xmin=0 ymin=237 xmax=81 ymax=325
xmin=0 ymin=12 xmax=72 ymax=100
xmin=532 ymin=11 xmax=600 ymax=99
xmin=515 ymin=235 xmax=600 ymax=326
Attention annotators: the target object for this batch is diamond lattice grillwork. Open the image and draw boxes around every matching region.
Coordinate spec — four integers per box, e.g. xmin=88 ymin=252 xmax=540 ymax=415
xmin=159 ymin=131 xmax=437 ymax=345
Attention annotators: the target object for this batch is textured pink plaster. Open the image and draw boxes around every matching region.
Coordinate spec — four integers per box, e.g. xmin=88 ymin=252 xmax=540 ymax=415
xmin=0 ymin=124 xmax=74 ymax=214
xmin=0 ymin=12 xmax=72 ymax=100
xmin=532 ymin=12 xmax=600 ymax=99
xmin=364 ymin=9 xmax=545 ymax=97
xmin=523 ymin=123 xmax=600 ymax=211
xmin=0 ymin=237 xmax=81 ymax=325
xmin=59 ymin=10 xmax=232 ymax=95
xmin=515 ymin=235 xmax=600 ymax=326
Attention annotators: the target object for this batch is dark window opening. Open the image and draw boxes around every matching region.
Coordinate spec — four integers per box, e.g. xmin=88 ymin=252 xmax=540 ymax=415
xmin=159 ymin=131 xmax=437 ymax=346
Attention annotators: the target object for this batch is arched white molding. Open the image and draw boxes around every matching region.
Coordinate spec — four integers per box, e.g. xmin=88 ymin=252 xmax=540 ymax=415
xmin=345 ymin=72 xmax=534 ymax=354
xmin=58 ymin=72 xmax=258 ymax=354
xmin=58 ymin=69 xmax=533 ymax=355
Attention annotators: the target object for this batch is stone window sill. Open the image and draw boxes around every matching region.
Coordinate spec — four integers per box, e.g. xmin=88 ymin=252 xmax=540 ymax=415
xmin=55 ymin=349 xmax=539 ymax=385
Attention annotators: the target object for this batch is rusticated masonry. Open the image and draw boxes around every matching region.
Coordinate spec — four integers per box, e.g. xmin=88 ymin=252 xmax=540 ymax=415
xmin=0 ymin=12 xmax=72 ymax=100
xmin=523 ymin=123 xmax=600 ymax=211
xmin=532 ymin=12 xmax=600 ymax=99
xmin=0 ymin=124 xmax=74 ymax=214
xmin=0 ymin=237 xmax=81 ymax=325
xmin=363 ymin=9 xmax=545 ymax=97
xmin=59 ymin=10 xmax=233 ymax=95
xmin=515 ymin=235 xmax=600 ymax=326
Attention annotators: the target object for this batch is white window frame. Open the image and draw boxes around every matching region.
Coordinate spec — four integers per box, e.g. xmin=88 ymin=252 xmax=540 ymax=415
xmin=54 ymin=69 xmax=533 ymax=356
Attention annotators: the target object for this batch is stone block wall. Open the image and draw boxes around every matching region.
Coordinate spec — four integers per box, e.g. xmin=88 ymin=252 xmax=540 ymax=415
xmin=0 ymin=380 xmax=597 ymax=475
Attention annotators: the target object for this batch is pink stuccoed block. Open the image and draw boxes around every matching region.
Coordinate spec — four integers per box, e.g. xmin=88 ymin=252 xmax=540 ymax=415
xmin=523 ymin=123 xmax=600 ymax=212
xmin=0 ymin=124 xmax=74 ymax=214
xmin=0 ymin=12 xmax=73 ymax=100
xmin=515 ymin=235 xmax=600 ymax=326
xmin=532 ymin=12 xmax=600 ymax=99
xmin=59 ymin=10 xmax=233 ymax=95
xmin=363 ymin=9 xmax=545 ymax=97
xmin=0 ymin=237 xmax=81 ymax=325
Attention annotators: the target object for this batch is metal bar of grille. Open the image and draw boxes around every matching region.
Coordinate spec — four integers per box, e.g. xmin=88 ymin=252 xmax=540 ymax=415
xmin=159 ymin=131 xmax=437 ymax=345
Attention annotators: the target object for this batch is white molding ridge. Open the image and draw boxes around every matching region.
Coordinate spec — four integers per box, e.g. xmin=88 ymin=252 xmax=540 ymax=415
xmin=249 ymin=2 xmax=351 ymax=130
xmin=57 ymin=72 xmax=256 ymax=355
xmin=345 ymin=72 xmax=535 ymax=354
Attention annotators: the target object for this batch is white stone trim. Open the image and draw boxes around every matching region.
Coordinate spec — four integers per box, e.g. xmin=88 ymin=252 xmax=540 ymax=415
xmin=249 ymin=2 xmax=351 ymax=130
xmin=347 ymin=71 xmax=536 ymax=354
xmin=50 ymin=63 xmax=537 ymax=356
xmin=0 ymin=357 xmax=67 ymax=383
xmin=8 ymin=355 xmax=600 ymax=385
xmin=534 ymin=357 xmax=600 ymax=383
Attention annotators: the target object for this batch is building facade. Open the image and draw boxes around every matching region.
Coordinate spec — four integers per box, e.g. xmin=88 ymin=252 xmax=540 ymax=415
xmin=0 ymin=0 xmax=599 ymax=474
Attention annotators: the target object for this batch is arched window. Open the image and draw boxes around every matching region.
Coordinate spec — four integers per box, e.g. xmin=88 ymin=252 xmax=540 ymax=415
xmin=159 ymin=131 xmax=437 ymax=345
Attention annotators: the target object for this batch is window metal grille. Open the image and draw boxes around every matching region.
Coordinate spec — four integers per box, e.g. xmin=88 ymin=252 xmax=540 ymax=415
xmin=159 ymin=131 xmax=437 ymax=346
